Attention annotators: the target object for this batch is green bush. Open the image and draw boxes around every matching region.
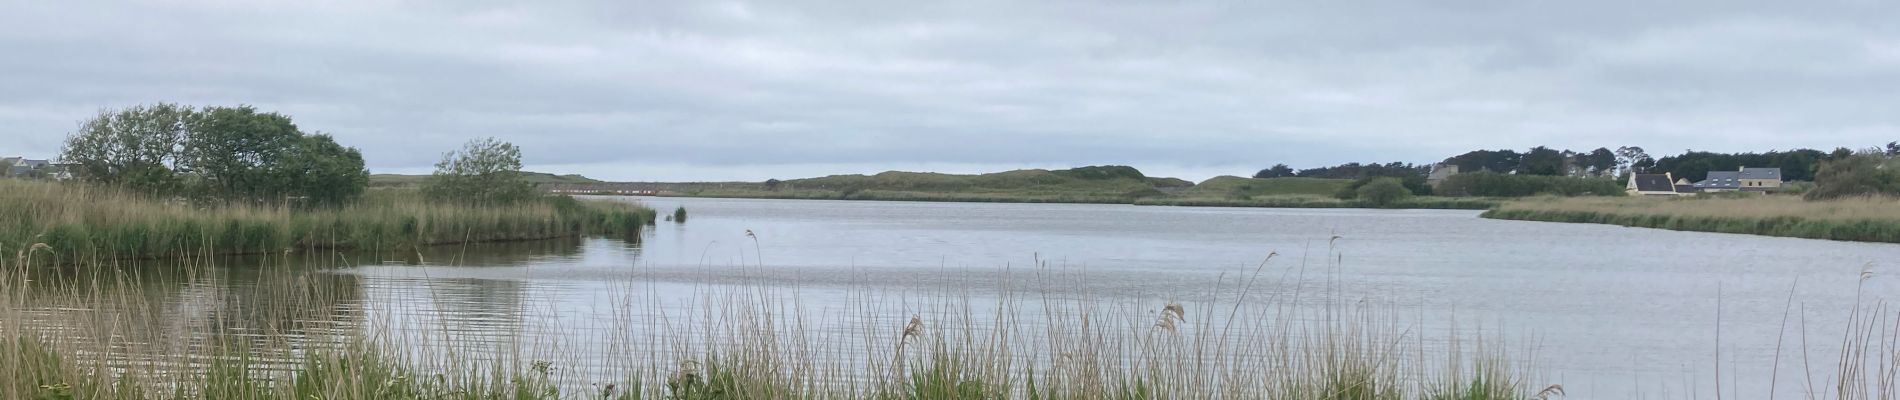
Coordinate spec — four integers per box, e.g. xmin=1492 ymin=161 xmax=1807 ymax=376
xmin=1355 ymin=177 xmax=1413 ymax=207
xmin=1806 ymin=154 xmax=1900 ymax=200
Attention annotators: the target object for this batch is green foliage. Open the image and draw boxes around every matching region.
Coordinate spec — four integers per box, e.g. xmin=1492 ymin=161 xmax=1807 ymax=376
xmin=370 ymin=171 xmax=597 ymax=188
xmin=1516 ymin=146 xmax=1566 ymax=176
xmin=1354 ymin=177 xmax=1413 ymax=207
xmin=1337 ymin=175 xmax=1431 ymax=198
xmin=0 ymin=180 xmax=653 ymax=262
xmin=186 ymin=106 xmax=305 ymax=203
xmin=1436 ymin=171 xmax=1623 ymax=197
xmin=1253 ymin=163 xmax=1295 ymax=178
xmin=1445 ymin=150 xmax=1523 ymax=174
xmin=673 ymin=206 xmax=688 ymax=223
xmin=58 ymin=103 xmax=192 ymax=195
xmin=281 ymin=133 xmax=370 ymax=207
xmin=59 ymin=104 xmax=368 ymax=206
xmin=423 ymin=137 xmax=538 ymax=205
xmin=1295 ymin=161 xmax=1426 ymax=180
xmin=1805 ymin=154 xmax=1900 ymax=200
xmin=1143 ymin=177 xmax=1194 ymax=189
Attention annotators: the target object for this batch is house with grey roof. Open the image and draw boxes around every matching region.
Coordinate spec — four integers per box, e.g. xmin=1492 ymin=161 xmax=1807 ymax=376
xmin=3 ymin=157 xmax=63 ymax=179
xmin=1626 ymin=173 xmax=1684 ymax=196
xmin=1694 ymin=167 xmax=1783 ymax=192
xmin=1694 ymin=171 xmax=1742 ymax=192
xmin=1738 ymin=167 xmax=1783 ymax=191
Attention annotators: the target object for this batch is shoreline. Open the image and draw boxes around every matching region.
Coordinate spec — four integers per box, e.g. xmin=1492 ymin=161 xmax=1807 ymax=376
xmin=642 ymin=192 xmax=1500 ymax=210
xmin=1479 ymin=196 xmax=1900 ymax=244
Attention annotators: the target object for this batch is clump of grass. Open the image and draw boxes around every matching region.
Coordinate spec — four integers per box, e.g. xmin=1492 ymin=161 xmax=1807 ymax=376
xmin=674 ymin=206 xmax=689 ymax=223
xmin=0 ymin=180 xmax=655 ymax=263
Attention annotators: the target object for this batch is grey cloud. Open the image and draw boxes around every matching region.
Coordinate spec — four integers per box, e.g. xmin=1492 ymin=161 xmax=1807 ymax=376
xmin=2 ymin=0 xmax=1897 ymax=181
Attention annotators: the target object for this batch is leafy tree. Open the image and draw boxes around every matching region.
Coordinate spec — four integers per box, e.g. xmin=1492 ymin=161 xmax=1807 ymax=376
xmin=184 ymin=106 xmax=305 ymax=203
xmin=1887 ymin=141 xmax=1900 ymax=157
xmin=1253 ymin=164 xmax=1295 ymax=178
xmin=1517 ymin=146 xmax=1566 ymax=176
xmin=1355 ymin=177 xmax=1412 ymax=207
xmin=60 ymin=103 xmax=369 ymax=205
xmin=1805 ymin=154 xmax=1900 ymax=200
xmin=764 ymin=179 xmax=783 ymax=191
xmin=59 ymin=103 xmax=193 ymax=195
xmin=280 ymin=133 xmax=370 ymax=207
xmin=424 ymin=137 xmax=538 ymax=205
xmin=1296 ymin=161 xmax=1427 ymax=181
xmin=1580 ymin=148 xmax=1617 ymax=176
xmin=1444 ymin=150 xmax=1522 ymax=174
xmin=1614 ymin=146 xmax=1652 ymax=175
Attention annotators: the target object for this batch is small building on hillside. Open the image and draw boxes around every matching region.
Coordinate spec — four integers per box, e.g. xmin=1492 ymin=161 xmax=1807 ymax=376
xmin=1627 ymin=173 xmax=1683 ymax=196
xmin=5 ymin=158 xmax=49 ymax=177
xmin=1426 ymin=163 xmax=1460 ymax=189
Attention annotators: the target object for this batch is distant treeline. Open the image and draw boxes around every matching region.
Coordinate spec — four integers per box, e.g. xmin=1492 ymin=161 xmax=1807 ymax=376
xmin=1257 ymin=142 xmax=1900 ymax=185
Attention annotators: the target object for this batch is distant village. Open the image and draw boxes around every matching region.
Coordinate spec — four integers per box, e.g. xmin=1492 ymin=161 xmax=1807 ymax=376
xmin=1624 ymin=167 xmax=1783 ymax=196
xmin=0 ymin=156 xmax=69 ymax=180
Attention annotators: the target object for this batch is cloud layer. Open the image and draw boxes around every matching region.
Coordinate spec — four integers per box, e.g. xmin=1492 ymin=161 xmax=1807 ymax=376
xmin=3 ymin=0 xmax=1896 ymax=181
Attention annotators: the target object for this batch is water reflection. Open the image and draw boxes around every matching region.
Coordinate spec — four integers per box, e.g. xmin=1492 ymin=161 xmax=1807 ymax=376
xmin=12 ymin=197 xmax=1900 ymax=398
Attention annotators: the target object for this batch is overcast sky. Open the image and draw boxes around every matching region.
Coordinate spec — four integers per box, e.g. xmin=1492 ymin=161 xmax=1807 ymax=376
xmin=2 ymin=1 xmax=1896 ymax=181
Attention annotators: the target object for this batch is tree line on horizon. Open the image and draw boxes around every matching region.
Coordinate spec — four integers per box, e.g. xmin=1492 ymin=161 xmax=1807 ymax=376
xmin=1256 ymin=143 xmax=1900 ymax=184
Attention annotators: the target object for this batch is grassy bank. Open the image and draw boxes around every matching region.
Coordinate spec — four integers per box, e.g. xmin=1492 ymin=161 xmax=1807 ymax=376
xmin=657 ymin=167 xmax=1180 ymax=204
xmin=1483 ymin=195 xmax=1900 ymax=243
xmin=0 ymin=180 xmax=655 ymax=262
xmin=1178 ymin=176 xmax=1352 ymax=198
xmin=1138 ymin=195 xmax=1499 ymax=210
xmin=644 ymin=169 xmax=1500 ymax=210
xmin=369 ymin=171 xmax=601 ymax=188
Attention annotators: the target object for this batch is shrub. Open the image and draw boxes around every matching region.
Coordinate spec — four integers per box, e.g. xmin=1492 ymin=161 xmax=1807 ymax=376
xmin=1805 ymin=154 xmax=1900 ymax=200
xmin=423 ymin=138 xmax=538 ymax=205
xmin=1355 ymin=177 xmax=1412 ymax=207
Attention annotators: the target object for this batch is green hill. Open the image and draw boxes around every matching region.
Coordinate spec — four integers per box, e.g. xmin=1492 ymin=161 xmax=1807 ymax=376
xmin=668 ymin=166 xmax=1193 ymax=203
xmin=369 ymin=172 xmax=600 ymax=188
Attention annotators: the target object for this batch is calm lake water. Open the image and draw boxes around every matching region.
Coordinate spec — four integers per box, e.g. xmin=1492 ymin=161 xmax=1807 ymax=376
xmin=19 ymin=196 xmax=1900 ymax=399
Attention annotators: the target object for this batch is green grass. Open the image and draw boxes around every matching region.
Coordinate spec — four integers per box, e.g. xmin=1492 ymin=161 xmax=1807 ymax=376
xmin=658 ymin=166 xmax=1178 ymax=204
xmin=1139 ymin=195 xmax=1498 ymax=210
xmin=0 ymin=180 xmax=655 ymax=263
xmin=370 ymin=171 xmax=601 ymax=188
xmin=1483 ymin=195 xmax=1900 ymax=243
xmin=647 ymin=168 xmax=1497 ymax=210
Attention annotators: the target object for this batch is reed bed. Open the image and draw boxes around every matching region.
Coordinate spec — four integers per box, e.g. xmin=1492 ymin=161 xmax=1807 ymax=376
xmin=0 ymin=180 xmax=655 ymax=263
xmin=0 ymin=244 xmax=1571 ymax=399
xmin=16 ymin=241 xmax=1898 ymax=399
xmin=1483 ymin=195 xmax=1900 ymax=243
